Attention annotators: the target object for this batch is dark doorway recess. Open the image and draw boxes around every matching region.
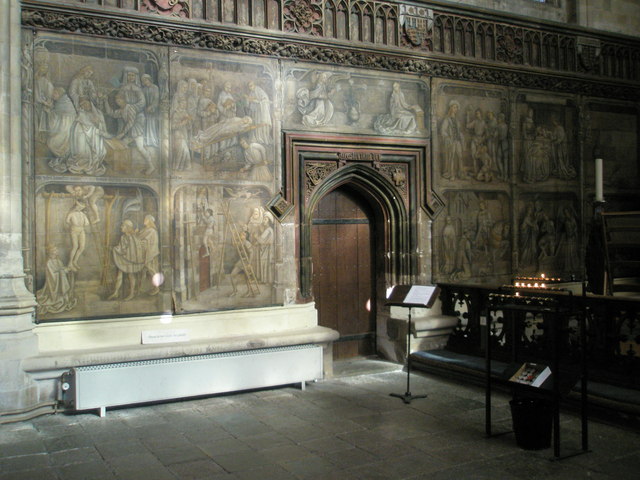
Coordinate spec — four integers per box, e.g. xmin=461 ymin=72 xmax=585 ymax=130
xmin=312 ymin=186 xmax=376 ymax=359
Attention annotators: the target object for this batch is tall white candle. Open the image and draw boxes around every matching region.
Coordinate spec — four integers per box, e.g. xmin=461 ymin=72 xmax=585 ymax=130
xmin=595 ymin=158 xmax=604 ymax=202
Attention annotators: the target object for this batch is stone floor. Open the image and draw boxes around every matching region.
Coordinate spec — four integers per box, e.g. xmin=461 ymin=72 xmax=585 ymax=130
xmin=1 ymin=357 xmax=639 ymax=480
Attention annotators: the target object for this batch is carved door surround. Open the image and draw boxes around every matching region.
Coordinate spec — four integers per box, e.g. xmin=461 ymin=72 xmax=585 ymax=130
xmin=281 ymin=132 xmax=440 ymax=299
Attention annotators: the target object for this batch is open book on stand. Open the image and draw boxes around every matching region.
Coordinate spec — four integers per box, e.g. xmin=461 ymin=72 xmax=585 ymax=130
xmin=509 ymin=362 xmax=552 ymax=388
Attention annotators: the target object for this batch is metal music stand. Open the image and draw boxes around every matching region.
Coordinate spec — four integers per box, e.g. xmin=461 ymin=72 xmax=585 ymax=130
xmin=386 ymin=285 xmax=440 ymax=404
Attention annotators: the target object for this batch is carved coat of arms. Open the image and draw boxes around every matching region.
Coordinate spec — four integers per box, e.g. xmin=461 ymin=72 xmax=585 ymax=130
xmin=141 ymin=0 xmax=190 ymax=17
xmin=400 ymin=6 xmax=433 ymax=47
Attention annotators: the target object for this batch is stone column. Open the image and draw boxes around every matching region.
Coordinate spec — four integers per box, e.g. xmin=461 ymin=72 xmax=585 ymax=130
xmin=0 ymin=0 xmax=38 ymax=416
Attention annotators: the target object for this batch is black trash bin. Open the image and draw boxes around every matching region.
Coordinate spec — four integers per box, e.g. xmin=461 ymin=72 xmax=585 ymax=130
xmin=509 ymin=397 xmax=552 ymax=450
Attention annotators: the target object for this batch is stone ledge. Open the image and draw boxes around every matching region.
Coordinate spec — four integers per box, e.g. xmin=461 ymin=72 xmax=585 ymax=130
xmin=23 ymin=326 xmax=339 ymax=373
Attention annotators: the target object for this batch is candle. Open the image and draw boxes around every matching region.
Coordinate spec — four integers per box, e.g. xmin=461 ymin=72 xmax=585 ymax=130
xmin=595 ymin=158 xmax=604 ymax=202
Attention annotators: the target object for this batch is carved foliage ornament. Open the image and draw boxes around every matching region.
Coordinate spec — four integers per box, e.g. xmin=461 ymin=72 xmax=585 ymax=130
xmin=284 ymin=0 xmax=323 ymax=36
xmin=305 ymin=161 xmax=337 ymax=201
xmin=496 ymin=26 xmax=523 ymax=64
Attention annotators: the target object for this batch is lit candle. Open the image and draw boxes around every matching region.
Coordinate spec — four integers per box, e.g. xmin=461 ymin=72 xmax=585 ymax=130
xmin=595 ymin=158 xmax=604 ymax=202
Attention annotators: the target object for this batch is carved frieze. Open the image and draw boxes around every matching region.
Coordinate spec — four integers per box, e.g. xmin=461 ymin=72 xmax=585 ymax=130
xmin=21 ymin=7 xmax=640 ymax=101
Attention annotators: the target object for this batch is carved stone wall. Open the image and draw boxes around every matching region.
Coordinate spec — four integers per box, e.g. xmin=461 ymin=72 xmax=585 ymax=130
xmin=19 ymin=1 xmax=640 ymax=325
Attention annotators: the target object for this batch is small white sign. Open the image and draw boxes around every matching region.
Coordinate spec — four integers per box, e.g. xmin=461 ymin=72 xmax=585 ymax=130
xmin=141 ymin=329 xmax=190 ymax=345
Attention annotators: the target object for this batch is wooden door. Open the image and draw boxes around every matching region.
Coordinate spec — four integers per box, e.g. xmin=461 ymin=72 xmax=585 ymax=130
xmin=312 ymin=187 xmax=376 ymax=359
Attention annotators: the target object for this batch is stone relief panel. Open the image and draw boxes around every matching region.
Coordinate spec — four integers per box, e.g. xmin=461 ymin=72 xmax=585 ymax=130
xmin=516 ymin=194 xmax=581 ymax=279
xmin=169 ymin=50 xmax=278 ymax=183
xmin=34 ymin=184 xmax=164 ymax=320
xmin=168 ymin=50 xmax=280 ymax=313
xmin=585 ymin=102 xmax=638 ymax=193
xmin=173 ymin=185 xmax=277 ymax=313
xmin=514 ymin=94 xmax=578 ymax=186
xmin=432 ymin=81 xmax=510 ymax=186
xmin=432 ymin=191 xmax=512 ymax=283
xmin=32 ymin=35 xmax=166 ymax=180
xmin=25 ymin=36 xmax=286 ymax=322
xmin=283 ymin=63 xmax=430 ymax=138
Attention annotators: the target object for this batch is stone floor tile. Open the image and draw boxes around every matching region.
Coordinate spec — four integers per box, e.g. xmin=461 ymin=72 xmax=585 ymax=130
xmin=94 ymin=438 xmax=150 ymax=461
xmin=233 ymin=464 xmax=298 ymax=480
xmin=152 ymin=444 xmax=213 ymax=466
xmin=209 ymin=450 xmax=273 ymax=473
xmin=0 ymin=453 xmax=50 ymax=474
xmin=54 ymin=460 xmax=118 ymax=480
xmin=322 ymin=446 xmax=378 ymax=469
xmin=301 ymin=435 xmax=355 ymax=454
xmin=0 ymin=467 xmax=59 ymax=480
xmin=0 ymin=439 xmax=46 ymax=458
xmin=47 ymin=446 xmax=103 ymax=467
xmin=168 ymin=458 xmax=226 ymax=479
xmin=197 ymin=437 xmax=253 ymax=457
xmin=280 ymin=455 xmax=336 ymax=479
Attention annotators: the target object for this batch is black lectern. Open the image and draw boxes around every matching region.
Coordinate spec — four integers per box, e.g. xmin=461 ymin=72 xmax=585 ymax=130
xmin=386 ymin=285 xmax=440 ymax=404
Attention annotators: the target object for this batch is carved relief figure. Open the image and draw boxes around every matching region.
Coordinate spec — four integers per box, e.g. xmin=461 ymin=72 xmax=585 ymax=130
xmin=46 ymin=87 xmax=76 ymax=162
xmin=173 ymin=184 xmax=275 ymax=312
xmin=35 ymin=183 xmax=161 ymax=320
xmin=466 ymin=107 xmax=488 ymax=175
xmin=32 ymin=43 xmax=164 ymax=179
xmin=436 ymin=191 xmax=511 ymax=282
xmin=373 ymin=82 xmax=423 ymax=135
xmin=34 ymin=62 xmax=55 ymax=141
xmin=65 ymin=96 xmax=110 ymax=175
xmin=520 ymin=106 xmax=576 ymax=183
xmin=102 ymin=68 xmax=155 ymax=175
xmin=436 ymin=84 xmax=508 ymax=184
xmin=556 ymin=206 xmax=579 ymax=272
xmin=495 ymin=112 xmax=510 ymax=180
xmin=168 ymin=54 xmax=276 ymax=183
xmin=141 ymin=74 xmax=160 ymax=148
xmin=439 ymin=215 xmax=458 ymax=275
xmin=69 ymin=65 xmax=100 ymax=112
xmin=550 ymin=116 xmax=576 ymax=180
xmin=245 ymin=81 xmax=272 ymax=145
xmin=518 ymin=198 xmax=568 ymax=273
xmin=254 ymin=212 xmax=274 ymax=284
xmin=36 ymin=245 xmax=77 ymax=315
xmin=440 ymin=100 xmax=464 ymax=180
xmin=171 ymin=96 xmax=193 ymax=171
xmin=239 ymin=138 xmax=272 ymax=182
xmin=108 ymin=220 xmax=145 ymax=301
xmin=139 ymin=214 xmax=161 ymax=296
xmin=519 ymin=202 xmax=539 ymax=266
xmin=65 ymin=201 xmax=91 ymax=273
xmin=296 ymin=71 xmax=347 ymax=127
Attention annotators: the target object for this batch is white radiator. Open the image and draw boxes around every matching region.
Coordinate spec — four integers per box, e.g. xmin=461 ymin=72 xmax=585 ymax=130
xmin=61 ymin=345 xmax=323 ymax=416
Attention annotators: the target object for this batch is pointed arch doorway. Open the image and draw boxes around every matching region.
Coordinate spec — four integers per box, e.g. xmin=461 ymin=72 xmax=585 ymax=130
xmin=311 ymin=186 xmax=377 ymax=359
xmin=281 ymin=133 xmax=439 ymax=364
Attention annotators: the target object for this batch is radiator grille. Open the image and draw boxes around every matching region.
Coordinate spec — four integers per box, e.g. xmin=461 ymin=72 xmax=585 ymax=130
xmin=62 ymin=345 xmax=323 ymax=414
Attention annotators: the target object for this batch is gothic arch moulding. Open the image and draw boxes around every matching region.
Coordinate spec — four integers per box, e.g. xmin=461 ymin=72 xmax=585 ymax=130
xmin=281 ymin=132 xmax=442 ymax=298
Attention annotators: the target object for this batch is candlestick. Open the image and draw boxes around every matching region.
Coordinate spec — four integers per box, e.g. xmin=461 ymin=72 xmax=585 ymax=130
xmin=595 ymin=158 xmax=604 ymax=202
